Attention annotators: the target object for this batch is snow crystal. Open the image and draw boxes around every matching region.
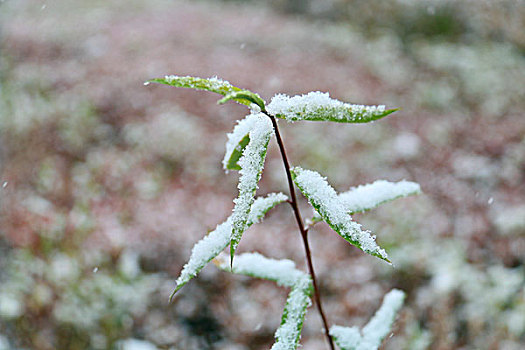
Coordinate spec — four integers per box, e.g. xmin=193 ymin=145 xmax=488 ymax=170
xmin=267 ymin=92 xmax=388 ymax=123
xmin=230 ymin=114 xmax=274 ymax=256
xmin=292 ymin=167 xmax=389 ymax=261
xmin=338 ymin=180 xmax=421 ymax=214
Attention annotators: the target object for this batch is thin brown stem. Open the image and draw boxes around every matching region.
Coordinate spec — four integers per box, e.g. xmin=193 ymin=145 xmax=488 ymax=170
xmin=263 ymin=111 xmax=335 ymax=350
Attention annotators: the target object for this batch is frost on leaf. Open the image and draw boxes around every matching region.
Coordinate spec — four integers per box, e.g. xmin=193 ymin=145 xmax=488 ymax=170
xmin=267 ymin=92 xmax=397 ymax=123
xmin=223 ymin=115 xmax=258 ymax=171
xmin=215 ymin=252 xmax=312 ymax=350
xmin=230 ymin=113 xmax=274 ymax=265
xmin=330 ymin=289 xmax=405 ymax=350
xmin=311 ymin=180 xmax=421 ymax=224
xmin=147 ymin=75 xmax=265 ymax=109
xmin=171 ymin=193 xmax=287 ymax=301
xmin=291 ymin=167 xmax=389 ymax=262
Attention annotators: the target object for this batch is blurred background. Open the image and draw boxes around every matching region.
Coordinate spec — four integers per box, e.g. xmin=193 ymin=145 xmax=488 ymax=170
xmin=0 ymin=0 xmax=524 ymax=349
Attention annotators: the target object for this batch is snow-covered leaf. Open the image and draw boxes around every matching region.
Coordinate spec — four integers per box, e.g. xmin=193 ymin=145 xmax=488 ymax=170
xmin=215 ymin=252 xmax=307 ymax=288
xmin=223 ymin=115 xmax=257 ymax=171
xmin=272 ymin=276 xmax=312 ymax=350
xmin=170 ymin=193 xmax=287 ymax=301
xmin=291 ymin=167 xmax=390 ymax=263
xmin=267 ymin=92 xmax=397 ymax=123
xmin=330 ymin=289 xmax=405 ymax=350
xmin=311 ymin=180 xmax=421 ymax=224
xmin=230 ymin=113 xmax=274 ymax=265
xmin=147 ymin=75 xmax=262 ymax=108
xmin=248 ymin=193 xmax=288 ymax=225
xmin=215 ymin=252 xmax=312 ymax=350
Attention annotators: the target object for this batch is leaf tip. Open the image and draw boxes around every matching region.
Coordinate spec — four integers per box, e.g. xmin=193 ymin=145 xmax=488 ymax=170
xmin=168 ymin=288 xmax=179 ymax=304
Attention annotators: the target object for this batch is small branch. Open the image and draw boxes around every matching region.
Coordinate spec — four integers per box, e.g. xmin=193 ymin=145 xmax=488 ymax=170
xmin=263 ymin=111 xmax=335 ymax=350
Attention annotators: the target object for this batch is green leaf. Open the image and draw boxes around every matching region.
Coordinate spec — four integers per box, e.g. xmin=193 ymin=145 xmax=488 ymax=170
xmin=272 ymin=276 xmax=312 ymax=350
xmin=225 ymin=134 xmax=249 ymax=171
xmin=218 ymin=91 xmax=266 ymax=112
xmin=230 ymin=114 xmax=274 ymax=266
xmin=147 ymin=75 xmax=264 ymax=109
xmin=267 ymin=92 xmax=397 ymax=123
xmin=215 ymin=252 xmax=313 ymax=350
xmin=223 ymin=115 xmax=257 ymax=171
xmin=291 ymin=166 xmax=390 ymax=263
xmin=330 ymin=289 xmax=405 ymax=350
xmin=310 ymin=180 xmax=421 ymax=224
xmin=170 ymin=193 xmax=287 ymax=301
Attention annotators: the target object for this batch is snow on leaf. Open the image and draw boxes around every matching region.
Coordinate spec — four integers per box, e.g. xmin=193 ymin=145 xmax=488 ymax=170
xmin=223 ymin=115 xmax=258 ymax=171
xmin=291 ymin=167 xmax=390 ymax=262
xmin=330 ymin=289 xmax=405 ymax=350
xmin=330 ymin=326 xmax=361 ymax=350
xmin=147 ymin=75 xmax=263 ymax=109
xmin=267 ymin=92 xmax=397 ymax=123
xmin=230 ymin=113 xmax=274 ymax=266
xmin=170 ymin=193 xmax=287 ymax=301
xmin=311 ymin=180 xmax=421 ymax=223
xmin=215 ymin=252 xmax=312 ymax=350
xmin=248 ymin=192 xmax=288 ymax=225
xmin=271 ymin=275 xmax=312 ymax=350
xmin=360 ymin=289 xmax=405 ymax=348
xmin=215 ymin=252 xmax=307 ymax=288
xmin=340 ymin=180 xmax=421 ymax=214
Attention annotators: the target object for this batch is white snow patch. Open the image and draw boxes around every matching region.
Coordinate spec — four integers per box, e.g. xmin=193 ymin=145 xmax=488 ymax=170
xmin=330 ymin=289 xmax=405 ymax=350
xmin=267 ymin=91 xmax=387 ymax=123
xmin=216 ymin=252 xmax=307 ymax=288
xmin=339 ymin=180 xmax=421 ymax=214
xmin=174 ymin=194 xmax=287 ymax=292
xmin=230 ymin=113 xmax=274 ymax=254
xmin=292 ymin=167 xmax=389 ymax=261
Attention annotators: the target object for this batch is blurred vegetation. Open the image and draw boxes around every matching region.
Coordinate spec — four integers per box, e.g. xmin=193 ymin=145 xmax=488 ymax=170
xmin=1 ymin=0 xmax=524 ymax=349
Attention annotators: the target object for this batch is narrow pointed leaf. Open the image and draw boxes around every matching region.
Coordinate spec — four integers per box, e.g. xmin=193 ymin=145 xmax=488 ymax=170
xmin=361 ymin=289 xmax=405 ymax=348
xmin=267 ymin=92 xmax=397 ymax=123
xmin=170 ymin=193 xmax=287 ymax=300
xmin=330 ymin=289 xmax=405 ymax=350
xmin=230 ymin=114 xmax=274 ymax=265
xmin=215 ymin=252 xmax=307 ymax=288
xmin=215 ymin=252 xmax=313 ymax=350
xmin=271 ymin=276 xmax=312 ymax=350
xmin=218 ymin=91 xmax=266 ymax=112
xmin=311 ymin=180 xmax=421 ymax=224
xmin=147 ymin=75 xmax=262 ymax=108
xmin=291 ymin=166 xmax=390 ymax=262
xmin=248 ymin=193 xmax=288 ymax=225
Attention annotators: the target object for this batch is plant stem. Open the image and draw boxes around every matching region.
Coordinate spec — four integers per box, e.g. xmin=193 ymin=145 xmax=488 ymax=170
xmin=263 ymin=111 xmax=335 ymax=350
